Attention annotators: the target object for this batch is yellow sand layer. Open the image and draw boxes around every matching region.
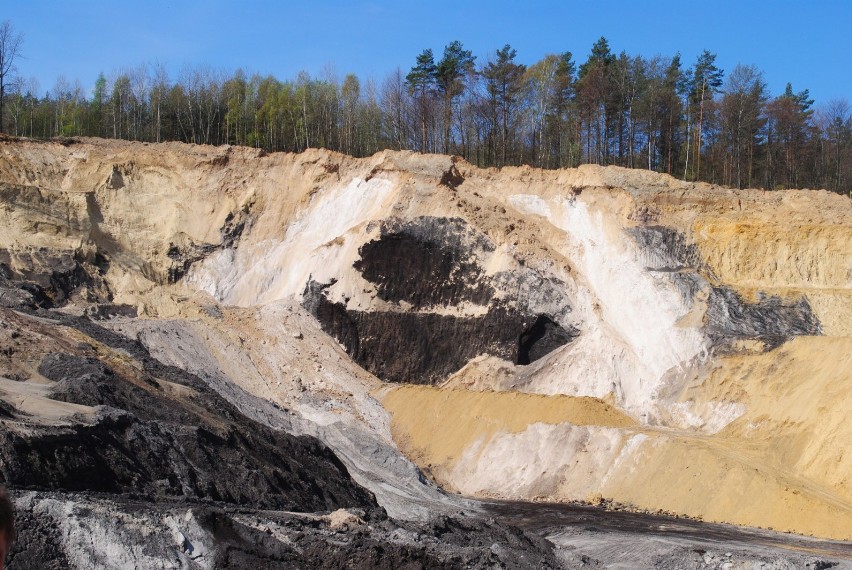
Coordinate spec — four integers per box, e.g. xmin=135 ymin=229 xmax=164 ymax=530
xmin=690 ymin=220 xmax=852 ymax=334
xmin=693 ymin=336 xmax=852 ymax=502
xmin=384 ymin=375 xmax=852 ymax=540
xmin=692 ymin=221 xmax=851 ymax=291
xmin=603 ymin=432 xmax=852 ymax=540
xmin=382 ymin=386 xmax=635 ymax=469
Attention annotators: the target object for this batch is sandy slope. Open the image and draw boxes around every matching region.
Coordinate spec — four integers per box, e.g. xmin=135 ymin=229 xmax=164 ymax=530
xmin=383 ymin=376 xmax=852 ymax=540
xmin=0 ymin=137 xmax=850 ymax=543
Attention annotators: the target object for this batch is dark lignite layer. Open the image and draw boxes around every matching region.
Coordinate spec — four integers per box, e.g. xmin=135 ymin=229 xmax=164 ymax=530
xmin=304 ymin=217 xmax=577 ymax=384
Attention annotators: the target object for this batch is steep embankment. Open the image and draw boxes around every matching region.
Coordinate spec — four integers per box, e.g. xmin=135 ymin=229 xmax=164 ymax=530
xmin=0 ymin=138 xmax=562 ymax=568
xmin=0 ymin=136 xmax=850 ymax=547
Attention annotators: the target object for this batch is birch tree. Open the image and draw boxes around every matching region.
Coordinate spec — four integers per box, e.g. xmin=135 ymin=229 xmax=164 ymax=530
xmin=0 ymin=21 xmax=23 ymax=131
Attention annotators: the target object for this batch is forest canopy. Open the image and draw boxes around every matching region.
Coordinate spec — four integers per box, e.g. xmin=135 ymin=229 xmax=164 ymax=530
xmin=1 ymin=24 xmax=850 ymax=194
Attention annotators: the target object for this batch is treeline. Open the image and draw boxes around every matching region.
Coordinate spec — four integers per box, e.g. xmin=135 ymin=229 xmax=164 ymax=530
xmin=3 ymin=37 xmax=851 ymax=194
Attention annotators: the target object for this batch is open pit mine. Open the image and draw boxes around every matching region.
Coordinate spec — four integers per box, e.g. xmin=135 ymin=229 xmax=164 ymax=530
xmin=0 ymin=136 xmax=849 ymax=569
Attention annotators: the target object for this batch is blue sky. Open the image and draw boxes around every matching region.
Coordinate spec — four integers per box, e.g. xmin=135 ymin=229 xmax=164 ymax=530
xmin=5 ymin=0 xmax=851 ymax=104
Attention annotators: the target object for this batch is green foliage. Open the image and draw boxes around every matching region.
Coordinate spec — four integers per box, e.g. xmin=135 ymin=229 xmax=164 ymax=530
xmin=1 ymin=25 xmax=848 ymax=195
xmin=579 ymin=36 xmax=614 ymax=79
xmin=783 ymin=82 xmax=814 ymax=114
xmin=436 ymin=41 xmax=475 ymax=98
xmin=556 ymin=52 xmax=576 ymax=95
xmin=406 ymin=49 xmax=437 ymax=94
xmin=93 ymin=73 xmax=106 ymax=108
xmin=691 ymin=50 xmax=724 ymax=104
xmin=482 ymin=44 xmax=526 ymax=165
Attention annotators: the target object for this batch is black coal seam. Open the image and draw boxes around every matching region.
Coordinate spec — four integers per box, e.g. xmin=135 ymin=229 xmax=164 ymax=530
xmin=518 ymin=315 xmax=579 ymax=365
xmin=705 ymin=286 xmax=821 ymax=349
xmin=304 ymin=284 xmax=577 ymax=385
xmin=354 ymin=217 xmax=497 ymax=309
xmin=628 ymin=225 xmax=822 ymax=347
xmin=354 ymin=233 xmax=495 ymax=308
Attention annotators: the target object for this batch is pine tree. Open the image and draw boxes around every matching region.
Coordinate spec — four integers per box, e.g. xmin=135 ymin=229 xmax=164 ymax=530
xmin=435 ymin=41 xmax=475 ymax=154
xmin=553 ymin=51 xmax=577 ymax=167
xmin=767 ymin=83 xmax=814 ymax=188
xmin=577 ymin=37 xmax=615 ymax=164
xmin=720 ymin=64 xmax=767 ymax=188
xmin=689 ymin=50 xmax=724 ymax=179
xmin=406 ymin=49 xmax=437 ymax=152
xmin=482 ymin=44 xmax=526 ymax=166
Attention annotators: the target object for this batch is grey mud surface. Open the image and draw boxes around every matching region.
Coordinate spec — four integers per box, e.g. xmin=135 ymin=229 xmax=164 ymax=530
xmin=486 ymin=499 xmax=852 ymax=569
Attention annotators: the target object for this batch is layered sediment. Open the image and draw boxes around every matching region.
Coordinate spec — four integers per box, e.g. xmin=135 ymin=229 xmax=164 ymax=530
xmin=0 ymin=136 xmax=849 ymax=565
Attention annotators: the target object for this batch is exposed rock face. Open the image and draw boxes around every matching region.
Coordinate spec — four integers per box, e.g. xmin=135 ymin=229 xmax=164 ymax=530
xmin=304 ymin=281 xmax=578 ymax=384
xmin=629 ymin=224 xmax=822 ymax=348
xmin=0 ymin=307 xmax=376 ymax=514
xmin=0 ymin=248 xmax=109 ymax=309
xmin=302 ymin=215 xmax=578 ymax=384
xmin=0 ymin=302 xmax=560 ymax=569
xmin=0 ymin=137 xmax=850 ymax=565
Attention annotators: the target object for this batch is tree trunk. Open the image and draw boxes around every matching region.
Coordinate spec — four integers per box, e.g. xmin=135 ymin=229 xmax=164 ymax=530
xmin=683 ymin=103 xmax=691 ymax=179
xmin=0 ymin=77 xmax=5 ymax=132
xmin=696 ymin=81 xmax=706 ymax=180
